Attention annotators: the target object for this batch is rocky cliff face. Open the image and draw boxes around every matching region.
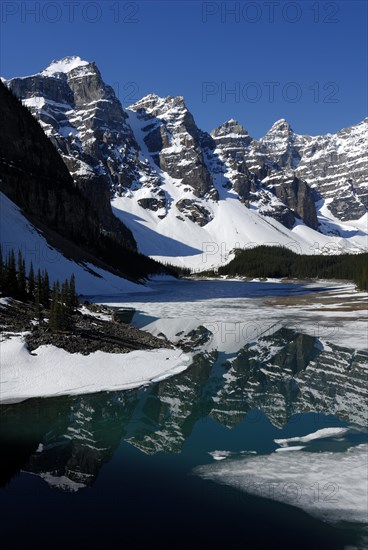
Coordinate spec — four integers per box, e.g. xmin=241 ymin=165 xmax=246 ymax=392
xmin=207 ymin=119 xmax=257 ymax=202
xmin=204 ymin=119 xmax=318 ymax=229
xmin=294 ymin=119 xmax=368 ymax=221
xmin=7 ymin=57 xmax=139 ymax=246
xmin=245 ymin=117 xmax=367 ymax=224
xmin=129 ymin=94 xmax=215 ymax=199
xmin=0 ymin=79 xmax=100 ymax=246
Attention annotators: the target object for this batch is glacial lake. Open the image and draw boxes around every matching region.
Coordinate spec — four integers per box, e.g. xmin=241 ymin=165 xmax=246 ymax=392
xmin=0 ymin=279 xmax=367 ymax=548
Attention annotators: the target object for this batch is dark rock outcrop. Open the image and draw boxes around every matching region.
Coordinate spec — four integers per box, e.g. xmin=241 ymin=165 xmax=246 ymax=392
xmin=0 ymin=80 xmax=99 ymax=246
xmin=267 ymin=175 xmax=319 ymax=229
xmin=175 ymin=199 xmax=212 ymax=226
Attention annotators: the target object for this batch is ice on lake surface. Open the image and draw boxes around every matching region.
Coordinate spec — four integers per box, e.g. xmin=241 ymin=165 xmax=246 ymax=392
xmin=195 ymin=442 xmax=368 ymax=524
xmin=97 ymin=279 xmax=368 ymax=351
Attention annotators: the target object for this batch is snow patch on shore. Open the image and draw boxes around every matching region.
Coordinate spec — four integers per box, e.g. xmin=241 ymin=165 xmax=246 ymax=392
xmin=0 ymin=337 xmax=191 ymax=403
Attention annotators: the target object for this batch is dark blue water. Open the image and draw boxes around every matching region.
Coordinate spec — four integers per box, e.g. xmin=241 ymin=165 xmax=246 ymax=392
xmin=0 ymin=354 xmax=366 ymax=548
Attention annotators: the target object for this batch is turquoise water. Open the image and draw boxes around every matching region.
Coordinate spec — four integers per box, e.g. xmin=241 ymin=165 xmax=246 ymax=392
xmin=0 ymin=281 xmax=367 ymax=548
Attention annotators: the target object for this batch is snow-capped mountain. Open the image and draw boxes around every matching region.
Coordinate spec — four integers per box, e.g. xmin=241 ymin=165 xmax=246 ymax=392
xmin=249 ymin=117 xmax=368 ymax=223
xmin=6 ymin=56 xmax=154 ymax=227
xmin=5 ymin=56 xmax=367 ymax=269
xmin=0 ymin=76 xmax=173 ymax=292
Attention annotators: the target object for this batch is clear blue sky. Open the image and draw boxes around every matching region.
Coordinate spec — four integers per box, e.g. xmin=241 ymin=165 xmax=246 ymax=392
xmin=1 ymin=0 xmax=367 ymax=138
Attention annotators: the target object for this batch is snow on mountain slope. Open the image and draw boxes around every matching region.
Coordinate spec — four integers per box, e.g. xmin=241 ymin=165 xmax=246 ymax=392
xmin=5 ymin=57 xmax=368 ymax=269
xmin=0 ymin=192 xmax=148 ymax=295
xmin=40 ymin=56 xmax=90 ymax=77
xmin=111 ymin=110 xmax=367 ymax=269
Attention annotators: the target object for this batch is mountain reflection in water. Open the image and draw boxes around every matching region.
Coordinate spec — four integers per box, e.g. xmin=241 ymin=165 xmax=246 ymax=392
xmin=0 ymin=326 xmax=366 ymax=491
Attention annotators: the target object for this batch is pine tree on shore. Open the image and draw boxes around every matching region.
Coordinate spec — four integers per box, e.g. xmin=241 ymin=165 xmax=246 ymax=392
xmin=50 ymin=281 xmax=61 ymax=332
xmin=0 ymin=244 xmax=4 ymax=289
xmin=61 ymin=279 xmax=70 ymax=312
xmin=6 ymin=249 xmax=18 ymax=297
xmin=69 ymin=274 xmax=78 ymax=311
xmin=36 ymin=268 xmax=42 ymax=298
xmin=42 ymin=269 xmax=50 ymax=307
xmin=28 ymin=262 xmax=35 ymax=301
xmin=50 ymin=280 xmax=73 ymax=332
xmin=35 ymin=284 xmax=42 ymax=323
xmin=17 ymin=250 xmax=27 ymax=301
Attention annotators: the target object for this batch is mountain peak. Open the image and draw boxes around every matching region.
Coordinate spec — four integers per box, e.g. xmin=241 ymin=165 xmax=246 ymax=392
xmin=267 ymin=118 xmax=293 ymax=134
xmin=139 ymin=92 xmax=161 ymax=102
xmin=129 ymin=93 xmax=164 ymax=110
xmin=211 ymin=119 xmax=250 ymax=139
xmin=129 ymin=93 xmax=189 ymax=117
xmin=41 ymin=56 xmax=91 ymax=77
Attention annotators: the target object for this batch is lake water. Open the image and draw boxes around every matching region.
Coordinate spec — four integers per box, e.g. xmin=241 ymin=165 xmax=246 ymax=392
xmin=0 ymin=280 xmax=367 ymax=548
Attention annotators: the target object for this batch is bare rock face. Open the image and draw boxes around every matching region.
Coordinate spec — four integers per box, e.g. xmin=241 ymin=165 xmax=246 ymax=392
xmin=257 ymin=119 xmax=301 ymax=170
xmin=138 ymin=192 xmax=166 ymax=213
xmin=294 ymin=119 xmax=368 ymax=221
xmin=265 ymin=174 xmax=319 ymax=229
xmin=205 ymin=119 xmax=318 ymax=228
xmin=129 ymin=94 xmax=214 ymax=198
xmin=7 ymin=58 xmax=144 ymax=244
xmin=175 ymin=199 xmax=213 ymax=226
xmin=248 ymin=118 xmax=367 ymax=224
xmin=0 ymin=79 xmax=99 ymax=246
xmin=209 ymin=119 xmax=257 ymax=202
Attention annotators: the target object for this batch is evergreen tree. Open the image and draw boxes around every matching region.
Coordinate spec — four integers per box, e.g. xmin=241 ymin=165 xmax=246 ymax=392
xmin=68 ymin=274 xmax=78 ymax=311
xmin=17 ymin=250 xmax=27 ymax=300
xmin=217 ymin=246 xmax=368 ymax=288
xmin=36 ymin=268 xmax=42 ymax=300
xmin=6 ymin=249 xmax=18 ymax=297
xmin=61 ymin=279 xmax=70 ymax=310
xmin=35 ymin=285 xmax=42 ymax=323
xmin=28 ymin=262 xmax=35 ymax=301
xmin=50 ymin=281 xmax=61 ymax=332
xmin=0 ymin=244 xmax=3 ymax=289
xmin=50 ymin=280 xmax=71 ymax=332
xmin=41 ymin=269 xmax=50 ymax=307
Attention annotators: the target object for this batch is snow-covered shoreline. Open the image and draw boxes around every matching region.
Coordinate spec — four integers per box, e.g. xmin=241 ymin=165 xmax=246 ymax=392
xmin=0 ymin=336 xmax=191 ymax=404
